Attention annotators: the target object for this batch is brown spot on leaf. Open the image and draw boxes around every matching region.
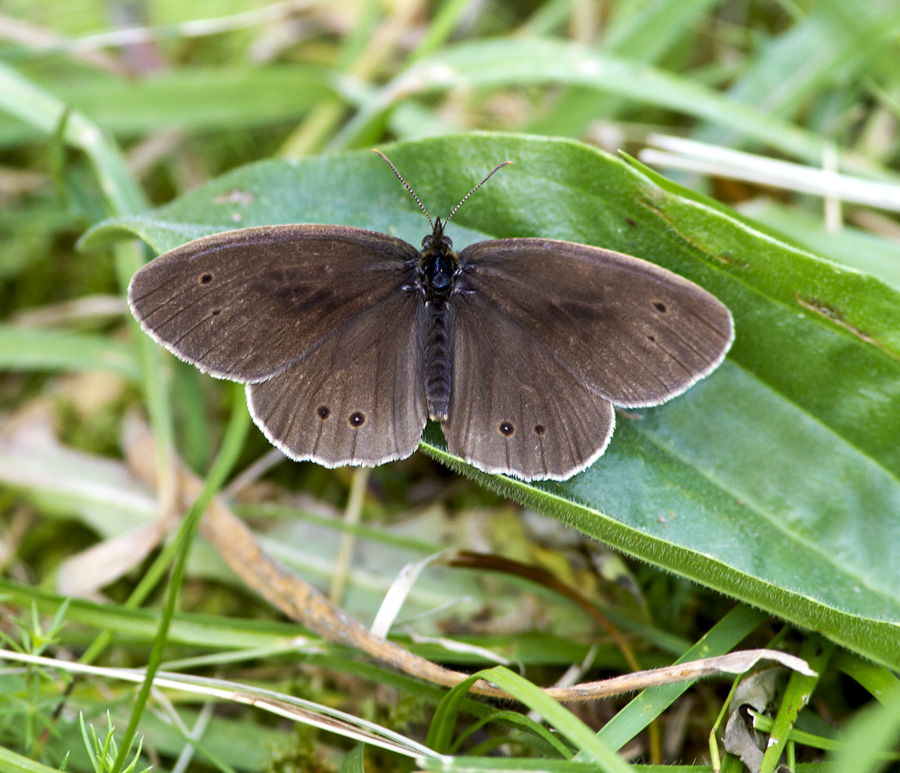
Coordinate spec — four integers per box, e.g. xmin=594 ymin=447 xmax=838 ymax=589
xmin=795 ymin=294 xmax=898 ymax=360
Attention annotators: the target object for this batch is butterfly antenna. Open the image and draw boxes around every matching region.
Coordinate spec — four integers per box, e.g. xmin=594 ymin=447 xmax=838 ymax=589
xmin=373 ymin=149 xmax=434 ymax=229
xmin=445 ymin=160 xmax=512 ymax=224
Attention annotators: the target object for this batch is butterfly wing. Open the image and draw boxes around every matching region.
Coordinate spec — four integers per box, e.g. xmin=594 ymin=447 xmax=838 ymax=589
xmin=455 ymin=239 xmax=733 ymax=407
xmin=442 ymin=238 xmax=733 ymax=480
xmin=442 ymin=295 xmax=615 ymax=480
xmin=247 ymin=295 xmax=427 ymax=467
xmin=128 ymin=225 xmax=421 ymax=382
xmin=129 ymin=224 xmax=427 ymax=466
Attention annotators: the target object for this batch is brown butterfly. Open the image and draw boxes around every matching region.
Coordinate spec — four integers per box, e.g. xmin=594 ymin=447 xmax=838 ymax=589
xmin=128 ymin=151 xmax=733 ymax=480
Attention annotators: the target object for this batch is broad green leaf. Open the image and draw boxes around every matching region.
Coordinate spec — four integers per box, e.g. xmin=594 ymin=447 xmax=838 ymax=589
xmin=739 ymin=201 xmax=900 ymax=292
xmin=86 ymin=133 xmax=900 ymax=669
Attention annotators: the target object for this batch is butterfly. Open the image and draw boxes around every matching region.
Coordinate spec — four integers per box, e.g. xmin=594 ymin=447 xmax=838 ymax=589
xmin=128 ymin=151 xmax=733 ymax=480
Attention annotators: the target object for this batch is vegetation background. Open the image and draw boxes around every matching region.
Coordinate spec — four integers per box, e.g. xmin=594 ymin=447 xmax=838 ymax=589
xmin=1 ymin=1 xmax=899 ymax=771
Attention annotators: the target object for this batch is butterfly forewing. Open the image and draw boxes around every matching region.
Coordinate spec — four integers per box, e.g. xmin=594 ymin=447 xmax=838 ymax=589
xmin=457 ymin=239 xmax=734 ymax=408
xmin=127 ymin=225 xmax=420 ymax=382
xmin=247 ymin=291 xmax=427 ymax=467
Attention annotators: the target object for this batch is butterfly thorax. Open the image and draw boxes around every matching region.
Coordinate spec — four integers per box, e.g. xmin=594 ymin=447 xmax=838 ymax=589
xmin=418 ymin=218 xmax=458 ymax=422
xmin=418 ymin=218 xmax=459 ymax=303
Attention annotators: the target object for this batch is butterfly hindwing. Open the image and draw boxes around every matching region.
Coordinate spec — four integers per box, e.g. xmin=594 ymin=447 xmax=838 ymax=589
xmin=442 ymin=290 xmax=615 ymax=480
xmin=248 ymin=292 xmax=427 ymax=467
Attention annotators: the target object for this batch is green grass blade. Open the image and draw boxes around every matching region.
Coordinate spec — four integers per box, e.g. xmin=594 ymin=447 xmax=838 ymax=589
xmin=431 ymin=667 xmax=632 ymax=770
xmin=333 ymin=37 xmax=875 ymax=168
xmin=0 ymin=325 xmax=138 ymax=379
xmin=0 ymin=62 xmax=144 ymax=217
xmin=110 ymin=387 xmax=250 ymax=773
xmin=595 ymin=605 xmax=766 ymax=751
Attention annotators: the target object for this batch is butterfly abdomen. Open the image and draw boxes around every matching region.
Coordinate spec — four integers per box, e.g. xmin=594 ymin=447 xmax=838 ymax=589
xmin=423 ymin=300 xmax=454 ymax=421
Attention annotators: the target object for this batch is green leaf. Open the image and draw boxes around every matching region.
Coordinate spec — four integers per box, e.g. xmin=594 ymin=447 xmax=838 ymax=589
xmin=89 ymin=133 xmax=900 ymax=669
xmin=527 ymin=0 xmax=722 ymax=137
xmin=0 ymin=61 xmax=145 ymax=217
xmin=597 ymin=605 xmax=766 ymax=751
xmin=826 ymin=687 xmax=900 ymax=773
xmin=340 ymin=745 xmax=367 ymax=773
xmin=739 ymin=201 xmax=900 ymax=292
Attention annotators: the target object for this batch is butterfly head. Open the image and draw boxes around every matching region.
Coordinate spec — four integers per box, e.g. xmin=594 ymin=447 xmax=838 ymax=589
xmin=371 ymin=149 xmax=512 ymax=301
xmin=421 ymin=217 xmax=453 ymax=252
